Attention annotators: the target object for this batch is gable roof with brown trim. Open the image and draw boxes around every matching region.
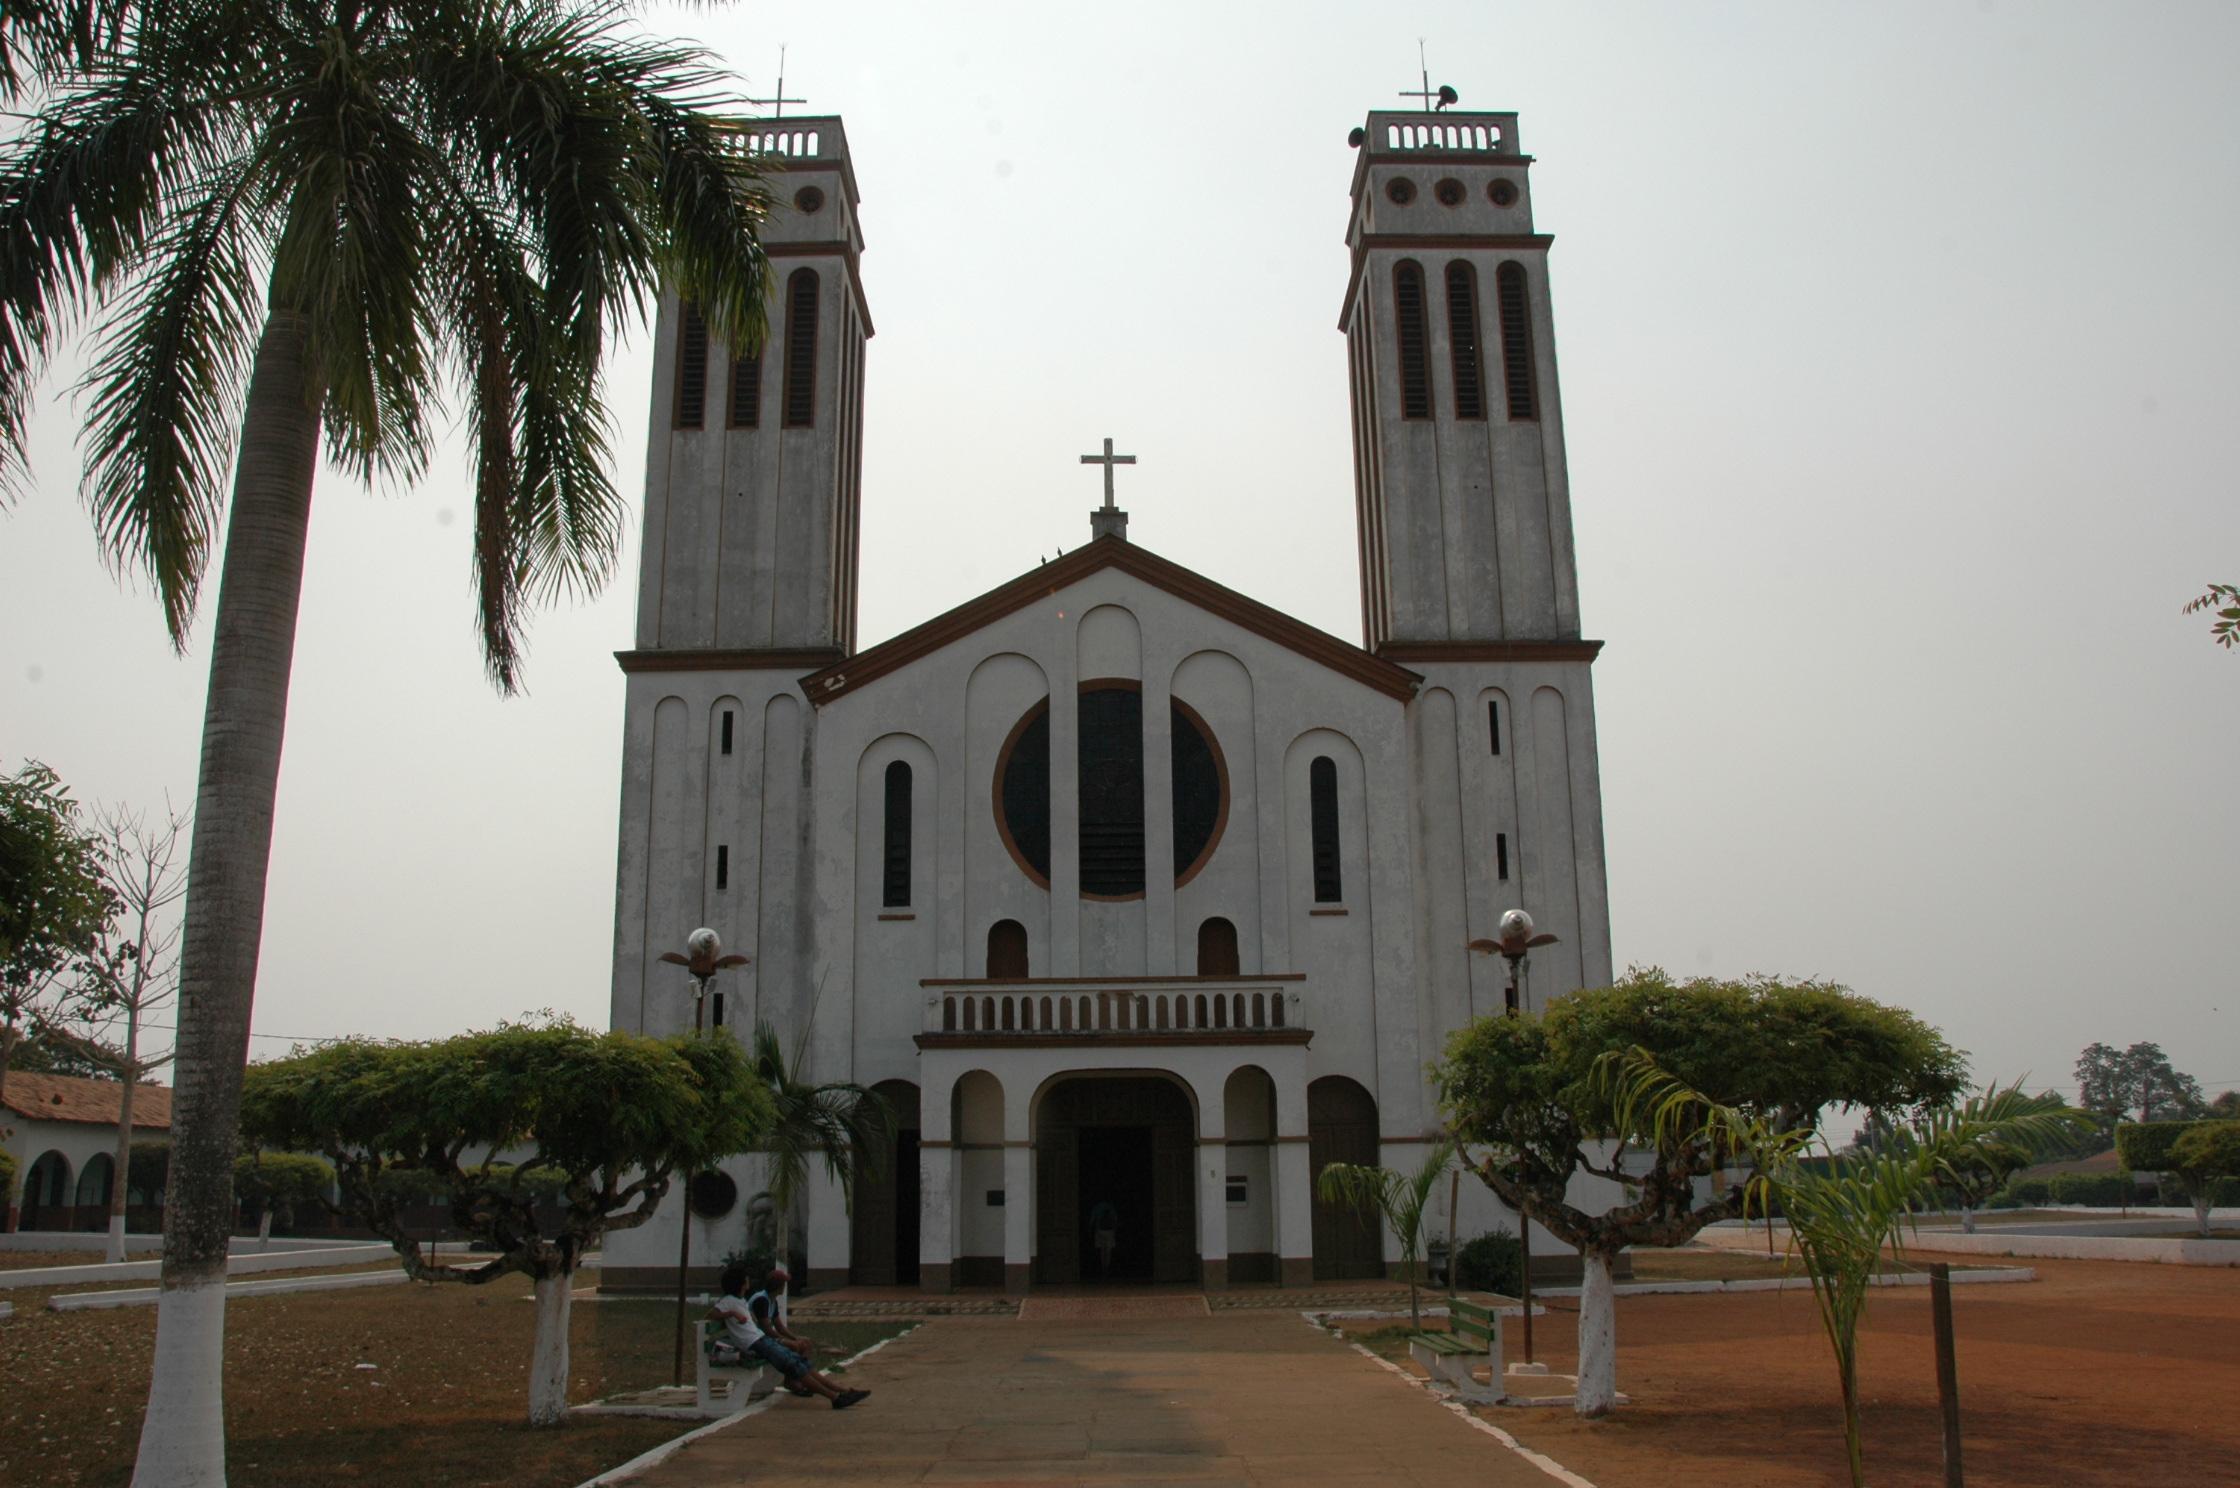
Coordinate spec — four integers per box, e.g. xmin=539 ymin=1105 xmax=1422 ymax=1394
xmin=798 ymin=536 xmax=1423 ymax=705
xmin=1 ymin=1072 xmax=173 ymax=1129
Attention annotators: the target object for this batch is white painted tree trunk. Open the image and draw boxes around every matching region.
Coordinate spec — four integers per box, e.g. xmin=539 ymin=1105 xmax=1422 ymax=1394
xmin=527 ymin=1271 xmax=575 ymax=1426
xmin=2194 ymin=1194 xmax=2212 ymax=1239
xmin=131 ymin=1271 xmax=229 ymax=1487
xmin=257 ymin=1209 xmax=273 ymax=1250
xmin=1961 ymin=1206 xmax=1978 ymax=1235
xmin=109 ymin=1214 xmax=130 ymax=1262
xmin=1573 ymin=1250 xmax=1618 ymax=1418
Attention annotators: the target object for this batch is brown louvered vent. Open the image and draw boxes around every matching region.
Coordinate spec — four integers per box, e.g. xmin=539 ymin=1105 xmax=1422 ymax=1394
xmin=1394 ymin=261 xmax=1432 ymax=420
xmin=782 ymin=268 xmax=819 ymax=428
xmin=673 ymin=301 xmax=708 ymax=429
xmin=728 ymin=348 xmax=761 ymax=428
xmin=1496 ymin=261 xmax=1538 ymax=421
xmin=1446 ymin=261 xmax=1484 ymax=420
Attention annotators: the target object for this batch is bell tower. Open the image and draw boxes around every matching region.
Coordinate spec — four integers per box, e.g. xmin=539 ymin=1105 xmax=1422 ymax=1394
xmin=635 ymin=117 xmax=872 ymax=657
xmin=1340 ymin=110 xmax=1580 ymax=652
xmin=611 ymin=116 xmax=873 ymax=1051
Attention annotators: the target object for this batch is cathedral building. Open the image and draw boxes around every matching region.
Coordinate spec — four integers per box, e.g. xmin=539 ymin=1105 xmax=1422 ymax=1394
xmin=602 ymin=106 xmax=1613 ymax=1293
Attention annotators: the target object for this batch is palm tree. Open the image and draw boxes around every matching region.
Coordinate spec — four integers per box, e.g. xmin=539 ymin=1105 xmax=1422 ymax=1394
xmin=0 ymin=2 xmax=771 ymax=1479
xmin=1606 ymin=1049 xmax=2088 ymax=1488
xmin=1316 ymin=1138 xmax=1456 ymax=1330
xmin=748 ymin=1019 xmax=893 ymax=1273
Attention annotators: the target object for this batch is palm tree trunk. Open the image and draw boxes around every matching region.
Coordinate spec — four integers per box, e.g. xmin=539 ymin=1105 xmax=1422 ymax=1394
xmin=132 ymin=306 xmax=322 ymax=1488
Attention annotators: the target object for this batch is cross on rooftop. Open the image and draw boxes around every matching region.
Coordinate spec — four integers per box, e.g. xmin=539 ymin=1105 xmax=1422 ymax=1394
xmin=1399 ymin=40 xmax=1456 ymax=112
xmin=749 ymin=46 xmax=806 ymax=118
xmin=1081 ymin=437 xmax=1136 ymax=541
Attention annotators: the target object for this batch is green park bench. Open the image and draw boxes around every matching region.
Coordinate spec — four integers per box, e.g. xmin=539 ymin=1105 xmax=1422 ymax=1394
xmin=1409 ymin=1296 xmax=1504 ymax=1404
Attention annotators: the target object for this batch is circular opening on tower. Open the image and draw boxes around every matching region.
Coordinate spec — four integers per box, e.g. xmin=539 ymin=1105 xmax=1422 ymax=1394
xmin=793 ymin=185 xmax=826 ymax=214
xmin=1433 ymin=178 xmax=1466 ymax=207
xmin=1488 ymin=178 xmax=1519 ymax=207
xmin=1383 ymin=177 xmax=1417 ymax=206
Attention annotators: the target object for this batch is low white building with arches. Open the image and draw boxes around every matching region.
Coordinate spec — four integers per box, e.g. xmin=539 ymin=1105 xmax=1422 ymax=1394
xmin=601 ymin=104 xmax=1617 ymax=1293
xmin=2 ymin=1072 xmax=169 ymax=1234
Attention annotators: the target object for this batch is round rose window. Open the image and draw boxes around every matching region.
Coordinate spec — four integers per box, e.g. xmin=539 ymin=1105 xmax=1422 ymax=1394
xmin=996 ymin=685 xmax=1226 ymax=898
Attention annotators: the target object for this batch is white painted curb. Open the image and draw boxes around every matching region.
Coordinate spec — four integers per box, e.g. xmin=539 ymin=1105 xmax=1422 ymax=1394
xmin=569 ymin=1324 xmax=918 ymax=1488
xmin=1319 ymin=1317 xmax=1600 ymax=1488
xmin=49 ymin=1268 xmax=407 ymax=1311
xmin=1 ymin=1243 xmax=395 ymax=1291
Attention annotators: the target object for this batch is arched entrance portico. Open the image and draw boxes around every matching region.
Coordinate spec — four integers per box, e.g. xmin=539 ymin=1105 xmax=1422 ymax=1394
xmin=1033 ymin=1074 xmax=1196 ymax=1285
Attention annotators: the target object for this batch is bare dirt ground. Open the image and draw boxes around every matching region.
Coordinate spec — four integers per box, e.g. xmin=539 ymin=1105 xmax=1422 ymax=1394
xmin=1372 ymin=1251 xmax=2240 ymax=1488
xmin=0 ymin=1267 xmax=900 ymax=1486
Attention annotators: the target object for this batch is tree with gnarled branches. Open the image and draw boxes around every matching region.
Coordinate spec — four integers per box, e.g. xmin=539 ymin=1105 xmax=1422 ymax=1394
xmin=239 ymin=1020 xmax=773 ymax=1425
xmin=1436 ymin=969 xmax=1967 ymax=1418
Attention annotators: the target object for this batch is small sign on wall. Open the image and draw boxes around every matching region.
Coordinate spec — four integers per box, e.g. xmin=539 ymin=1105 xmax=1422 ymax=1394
xmin=1226 ymin=1177 xmax=1248 ymax=1205
xmin=987 ymin=1189 xmax=1005 ymax=1207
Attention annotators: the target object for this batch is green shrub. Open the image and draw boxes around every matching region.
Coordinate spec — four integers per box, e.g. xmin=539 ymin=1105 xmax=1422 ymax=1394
xmin=1453 ymin=1228 xmax=1524 ymax=1296
xmin=234 ymin=1152 xmax=334 ymax=1207
xmin=2000 ymin=1177 xmax=2051 ymax=1205
xmin=2047 ymin=1173 xmax=2136 ymax=1207
xmin=370 ymin=1163 xmax=449 ymax=1206
xmin=2115 ymin=1121 xmax=2198 ymax=1173
xmin=0 ymin=1147 xmax=16 ymax=1203
xmin=128 ymin=1140 xmax=171 ymax=1199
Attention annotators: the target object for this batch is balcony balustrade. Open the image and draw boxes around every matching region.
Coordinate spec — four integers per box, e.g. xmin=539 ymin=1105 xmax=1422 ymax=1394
xmin=918 ymin=977 xmax=1308 ymax=1044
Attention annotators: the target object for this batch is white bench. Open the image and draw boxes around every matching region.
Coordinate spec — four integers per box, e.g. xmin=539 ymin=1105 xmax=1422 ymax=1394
xmin=696 ymin=1321 xmax=775 ymax=1415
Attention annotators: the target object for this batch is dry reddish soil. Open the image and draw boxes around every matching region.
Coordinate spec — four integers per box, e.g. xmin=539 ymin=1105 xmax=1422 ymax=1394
xmin=1446 ymin=1252 xmax=2240 ymax=1488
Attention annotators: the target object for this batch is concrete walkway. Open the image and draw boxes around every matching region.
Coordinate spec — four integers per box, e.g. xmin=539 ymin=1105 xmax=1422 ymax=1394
xmin=627 ymin=1308 xmax=1570 ymax=1486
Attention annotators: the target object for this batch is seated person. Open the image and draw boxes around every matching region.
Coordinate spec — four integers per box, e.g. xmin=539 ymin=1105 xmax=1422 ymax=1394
xmin=749 ymin=1264 xmax=819 ymax=1396
xmin=708 ymin=1262 xmax=868 ymax=1410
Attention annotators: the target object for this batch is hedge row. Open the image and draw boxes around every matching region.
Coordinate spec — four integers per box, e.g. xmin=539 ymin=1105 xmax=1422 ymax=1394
xmin=1992 ymin=1171 xmax=2240 ymax=1208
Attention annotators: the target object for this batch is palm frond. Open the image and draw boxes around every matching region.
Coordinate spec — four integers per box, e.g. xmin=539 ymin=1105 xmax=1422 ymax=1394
xmin=78 ymin=145 xmax=268 ymax=641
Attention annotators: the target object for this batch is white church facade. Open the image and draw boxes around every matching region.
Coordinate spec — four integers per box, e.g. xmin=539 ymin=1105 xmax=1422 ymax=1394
xmin=602 ymin=107 xmax=1614 ymax=1293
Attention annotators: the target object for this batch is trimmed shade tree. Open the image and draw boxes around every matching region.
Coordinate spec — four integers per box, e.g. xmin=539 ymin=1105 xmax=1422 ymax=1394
xmin=2119 ymin=1120 xmax=2240 ymax=1237
xmin=1436 ymin=969 xmax=1966 ymax=1417
xmin=238 ymin=1020 xmax=773 ymax=1425
xmin=231 ymin=1151 xmax=333 ymax=1244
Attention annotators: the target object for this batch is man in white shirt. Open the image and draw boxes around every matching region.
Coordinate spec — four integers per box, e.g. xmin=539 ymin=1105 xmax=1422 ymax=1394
xmin=708 ymin=1263 xmax=867 ymax=1409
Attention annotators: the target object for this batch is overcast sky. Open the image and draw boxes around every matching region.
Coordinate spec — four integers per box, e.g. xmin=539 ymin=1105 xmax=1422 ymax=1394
xmin=3 ymin=1 xmax=2235 ymax=1105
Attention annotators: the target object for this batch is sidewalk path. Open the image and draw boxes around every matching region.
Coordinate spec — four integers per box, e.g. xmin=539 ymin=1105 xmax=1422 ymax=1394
xmin=627 ymin=1308 xmax=1566 ymax=1486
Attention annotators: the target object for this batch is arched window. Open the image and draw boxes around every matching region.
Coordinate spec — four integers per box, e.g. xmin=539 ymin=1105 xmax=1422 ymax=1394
xmin=1495 ymin=261 xmax=1537 ymax=421
xmin=1393 ymin=261 xmax=1432 ymax=420
xmin=1196 ymin=917 xmax=1240 ymax=977
xmin=1309 ymin=756 xmax=1342 ymax=903
xmin=986 ymin=919 xmax=1029 ymax=978
xmin=881 ymin=760 xmax=912 ymax=908
xmin=1445 ymin=262 xmax=1484 ymax=420
xmin=728 ymin=346 xmax=761 ymax=428
xmin=782 ymin=268 xmax=819 ymax=428
xmin=673 ymin=300 xmax=708 ymax=428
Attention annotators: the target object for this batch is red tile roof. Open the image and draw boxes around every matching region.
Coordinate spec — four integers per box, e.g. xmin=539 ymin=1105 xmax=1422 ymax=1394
xmin=1 ymin=1072 xmax=172 ymax=1129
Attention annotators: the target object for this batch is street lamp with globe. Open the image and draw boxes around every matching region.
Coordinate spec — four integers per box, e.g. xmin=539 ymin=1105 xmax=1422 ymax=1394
xmin=1465 ymin=908 xmax=1559 ymax=1365
xmin=657 ymin=927 xmax=750 ymax=1384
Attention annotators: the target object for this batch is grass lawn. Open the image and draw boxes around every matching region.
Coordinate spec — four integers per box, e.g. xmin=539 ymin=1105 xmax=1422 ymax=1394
xmin=0 ymin=1265 xmax=913 ymax=1487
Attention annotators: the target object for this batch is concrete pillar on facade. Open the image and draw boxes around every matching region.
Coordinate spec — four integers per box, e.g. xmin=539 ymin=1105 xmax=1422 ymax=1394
xmin=1273 ymin=1076 xmax=1316 ymax=1287
xmin=1002 ymin=1076 xmax=1035 ymax=1294
xmin=1194 ymin=1075 xmax=1229 ymax=1290
xmin=918 ymin=1063 xmax=957 ymax=1293
xmin=804 ymin=1166 xmax=850 ymax=1292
